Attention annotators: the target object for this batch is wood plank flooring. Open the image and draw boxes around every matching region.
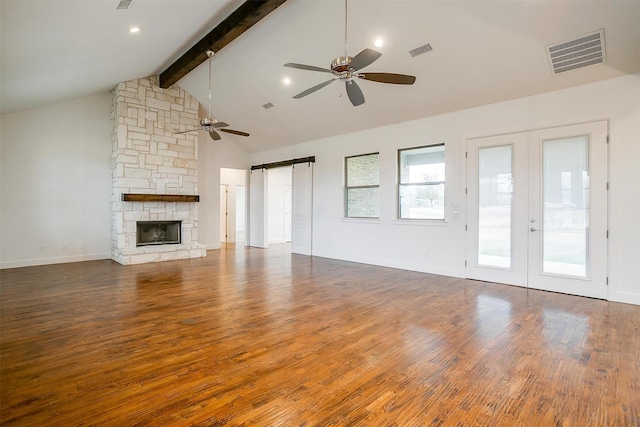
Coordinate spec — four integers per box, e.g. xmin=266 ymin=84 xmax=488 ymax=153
xmin=2 ymin=245 xmax=639 ymax=426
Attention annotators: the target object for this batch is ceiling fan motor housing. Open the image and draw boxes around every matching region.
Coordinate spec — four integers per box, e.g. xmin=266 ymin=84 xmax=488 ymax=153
xmin=331 ymin=56 xmax=352 ymax=73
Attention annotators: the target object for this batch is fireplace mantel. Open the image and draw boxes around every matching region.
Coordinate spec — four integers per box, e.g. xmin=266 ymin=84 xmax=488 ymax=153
xmin=121 ymin=193 xmax=200 ymax=203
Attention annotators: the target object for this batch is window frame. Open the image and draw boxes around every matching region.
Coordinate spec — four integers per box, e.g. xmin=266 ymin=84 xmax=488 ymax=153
xmin=397 ymin=143 xmax=446 ymax=221
xmin=344 ymin=152 xmax=380 ymax=219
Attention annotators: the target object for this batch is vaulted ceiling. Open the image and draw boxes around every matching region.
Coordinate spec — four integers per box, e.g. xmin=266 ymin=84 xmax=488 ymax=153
xmin=2 ymin=0 xmax=639 ymax=153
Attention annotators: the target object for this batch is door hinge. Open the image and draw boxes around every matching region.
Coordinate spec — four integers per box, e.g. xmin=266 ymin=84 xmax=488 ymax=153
xmin=606 ymin=230 xmax=609 ymax=238
xmin=465 ymin=187 xmax=468 ymax=195
xmin=465 ymin=260 xmax=467 ymax=267
xmin=606 ymin=135 xmax=610 ymax=144
xmin=465 ymin=224 xmax=468 ymax=231
xmin=606 ymin=277 xmax=609 ymax=285
xmin=465 ymin=151 xmax=468 ymax=158
xmin=606 ymin=182 xmax=609 ymax=191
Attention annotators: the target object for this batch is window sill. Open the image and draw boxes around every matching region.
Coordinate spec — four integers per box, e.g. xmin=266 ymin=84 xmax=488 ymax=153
xmin=341 ymin=217 xmax=381 ymax=224
xmin=393 ymin=219 xmax=447 ymax=227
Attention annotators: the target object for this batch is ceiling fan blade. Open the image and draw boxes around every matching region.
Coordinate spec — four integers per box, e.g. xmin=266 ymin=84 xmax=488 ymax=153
xmin=345 ymin=80 xmax=365 ymax=106
xmin=174 ymin=129 xmax=197 ymax=134
xmin=293 ymin=79 xmax=335 ymax=99
xmin=220 ymin=128 xmax=250 ymax=137
xmin=359 ymin=72 xmax=416 ymax=85
xmin=284 ymin=63 xmax=331 ymax=73
xmin=212 ymin=122 xmax=230 ymax=128
xmin=349 ymin=48 xmax=382 ymax=71
xmin=208 ymin=130 xmax=221 ymax=141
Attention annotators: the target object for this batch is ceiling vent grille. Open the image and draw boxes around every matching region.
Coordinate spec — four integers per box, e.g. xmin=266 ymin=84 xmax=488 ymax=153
xmin=117 ymin=0 xmax=133 ymax=10
xmin=409 ymin=43 xmax=433 ymax=58
xmin=547 ymin=30 xmax=605 ymax=75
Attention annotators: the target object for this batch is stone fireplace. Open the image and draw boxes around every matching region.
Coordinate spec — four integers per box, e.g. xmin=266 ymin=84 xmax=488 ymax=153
xmin=110 ymin=76 xmax=206 ymax=265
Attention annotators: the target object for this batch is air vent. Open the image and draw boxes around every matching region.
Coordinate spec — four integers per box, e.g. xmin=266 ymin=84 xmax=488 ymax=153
xmin=117 ymin=0 xmax=133 ymax=10
xmin=409 ymin=43 xmax=433 ymax=58
xmin=547 ymin=30 xmax=605 ymax=75
xmin=262 ymin=102 xmax=274 ymax=109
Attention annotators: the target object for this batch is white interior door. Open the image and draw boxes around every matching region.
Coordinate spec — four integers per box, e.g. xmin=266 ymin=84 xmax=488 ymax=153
xmin=249 ymin=169 xmax=268 ymax=248
xmin=467 ymin=121 xmax=608 ymax=299
xmin=291 ymin=162 xmax=313 ymax=255
xmin=235 ymin=185 xmax=246 ymax=244
xmin=219 ymin=185 xmax=228 ymax=243
xmin=284 ymin=184 xmax=292 ymax=242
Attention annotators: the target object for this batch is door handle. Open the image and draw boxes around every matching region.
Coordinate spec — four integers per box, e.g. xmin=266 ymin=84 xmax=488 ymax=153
xmin=530 ymin=227 xmax=537 ymax=232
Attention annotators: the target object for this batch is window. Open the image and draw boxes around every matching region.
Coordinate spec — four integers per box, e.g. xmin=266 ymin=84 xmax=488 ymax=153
xmin=345 ymin=152 xmax=379 ymax=218
xmin=398 ymin=144 xmax=445 ymax=220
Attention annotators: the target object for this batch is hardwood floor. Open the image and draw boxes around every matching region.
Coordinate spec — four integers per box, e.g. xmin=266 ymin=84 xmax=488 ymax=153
xmin=1 ymin=245 xmax=639 ymax=426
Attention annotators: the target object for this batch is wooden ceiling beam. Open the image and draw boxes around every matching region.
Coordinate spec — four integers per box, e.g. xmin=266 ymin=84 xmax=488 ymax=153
xmin=159 ymin=0 xmax=288 ymax=89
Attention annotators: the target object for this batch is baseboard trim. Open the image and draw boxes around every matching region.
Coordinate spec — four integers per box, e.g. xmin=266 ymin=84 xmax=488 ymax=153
xmin=311 ymin=249 xmax=465 ymax=279
xmin=0 ymin=253 xmax=111 ymax=269
xmin=609 ymin=290 xmax=640 ymax=306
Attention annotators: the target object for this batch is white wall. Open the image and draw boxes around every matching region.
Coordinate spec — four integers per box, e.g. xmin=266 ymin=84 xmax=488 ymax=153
xmin=198 ymin=130 xmax=250 ymax=249
xmin=267 ymin=167 xmax=292 ymax=244
xmin=249 ymin=75 xmax=640 ymax=306
xmin=220 ymin=167 xmax=247 ymax=244
xmin=1 ymin=93 xmax=112 ymax=268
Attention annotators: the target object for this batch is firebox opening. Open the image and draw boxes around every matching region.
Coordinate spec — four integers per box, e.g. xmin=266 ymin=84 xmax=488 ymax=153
xmin=136 ymin=221 xmax=181 ymax=247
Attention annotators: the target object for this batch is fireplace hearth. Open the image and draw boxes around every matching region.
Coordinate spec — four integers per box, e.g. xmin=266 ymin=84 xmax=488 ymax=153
xmin=136 ymin=221 xmax=181 ymax=247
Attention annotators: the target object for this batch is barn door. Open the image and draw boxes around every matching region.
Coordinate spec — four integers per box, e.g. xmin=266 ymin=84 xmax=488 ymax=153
xmin=291 ymin=162 xmax=313 ymax=255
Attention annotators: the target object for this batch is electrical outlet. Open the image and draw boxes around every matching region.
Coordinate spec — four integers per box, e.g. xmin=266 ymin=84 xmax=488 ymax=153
xmin=39 ymin=245 xmax=45 ymax=253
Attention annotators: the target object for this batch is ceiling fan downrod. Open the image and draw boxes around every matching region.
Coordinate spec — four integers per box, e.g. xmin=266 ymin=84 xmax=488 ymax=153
xmin=206 ymin=50 xmax=214 ymax=119
xmin=344 ymin=0 xmax=348 ymax=58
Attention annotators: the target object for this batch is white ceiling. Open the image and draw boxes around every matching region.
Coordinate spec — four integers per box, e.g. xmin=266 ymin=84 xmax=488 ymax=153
xmin=2 ymin=0 xmax=639 ymax=154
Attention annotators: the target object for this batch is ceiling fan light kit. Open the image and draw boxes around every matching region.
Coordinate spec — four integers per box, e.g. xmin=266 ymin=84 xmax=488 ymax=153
xmin=174 ymin=50 xmax=250 ymax=141
xmin=283 ymin=0 xmax=416 ymax=106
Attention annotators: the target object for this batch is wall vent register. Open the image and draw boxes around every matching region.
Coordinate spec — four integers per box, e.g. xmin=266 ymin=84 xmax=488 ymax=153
xmin=547 ymin=29 xmax=605 ymax=75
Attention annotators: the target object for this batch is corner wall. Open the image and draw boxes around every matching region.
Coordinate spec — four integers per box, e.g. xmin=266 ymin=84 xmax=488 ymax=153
xmin=0 ymin=94 xmax=112 ymax=268
xmin=198 ymin=127 xmax=250 ymax=250
xmin=249 ymin=75 xmax=640 ymax=306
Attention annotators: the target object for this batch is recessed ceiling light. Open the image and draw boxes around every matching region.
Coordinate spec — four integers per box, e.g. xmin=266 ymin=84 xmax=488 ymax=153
xmin=129 ymin=27 xmax=141 ymax=34
xmin=374 ymin=38 xmax=383 ymax=48
xmin=283 ymin=77 xmax=291 ymax=85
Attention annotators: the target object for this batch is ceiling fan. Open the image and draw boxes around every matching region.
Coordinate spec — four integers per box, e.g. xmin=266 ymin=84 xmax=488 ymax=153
xmin=284 ymin=0 xmax=416 ymax=107
xmin=175 ymin=50 xmax=249 ymax=141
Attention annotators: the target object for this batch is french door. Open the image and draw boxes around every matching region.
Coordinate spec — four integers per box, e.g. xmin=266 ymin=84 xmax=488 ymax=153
xmin=466 ymin=121 xmax=608 ymax=299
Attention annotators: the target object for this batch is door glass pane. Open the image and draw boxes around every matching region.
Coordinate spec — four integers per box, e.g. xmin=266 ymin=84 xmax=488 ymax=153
xmin=542 ymin=136 xmax=589 ymax=277
xmin=477 ymin=145 xmax=513 ymax=268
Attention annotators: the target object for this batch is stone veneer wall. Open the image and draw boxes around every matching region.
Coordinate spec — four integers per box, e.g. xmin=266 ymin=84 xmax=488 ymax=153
xmin=111 ymin=76 xmax=206 ymax=265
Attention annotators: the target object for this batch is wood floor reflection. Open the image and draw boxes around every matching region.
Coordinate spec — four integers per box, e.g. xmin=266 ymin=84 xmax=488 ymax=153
xmin=2 ymin=245 xmax=639 ymax=426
